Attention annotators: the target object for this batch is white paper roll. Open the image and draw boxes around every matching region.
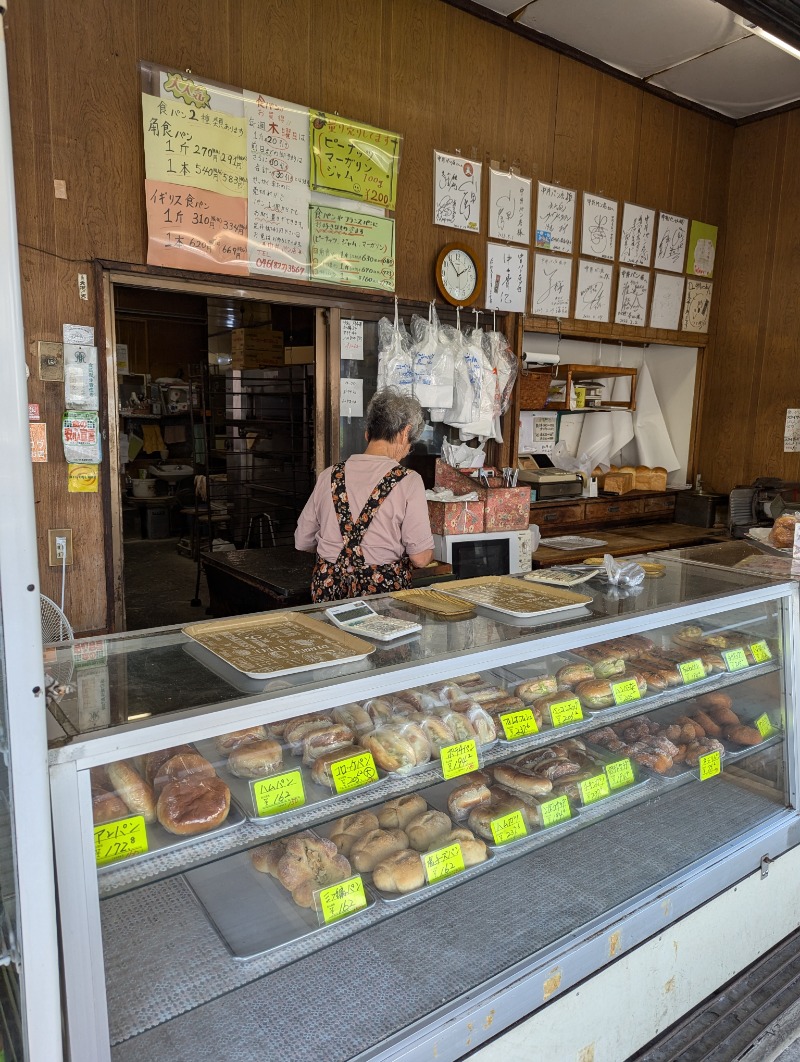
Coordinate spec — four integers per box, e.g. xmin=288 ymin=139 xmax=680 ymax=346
xmin=522 ymin=350 xmax=560 ymax=367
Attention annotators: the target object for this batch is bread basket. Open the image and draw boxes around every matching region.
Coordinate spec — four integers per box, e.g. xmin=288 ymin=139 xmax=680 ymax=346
xmin=518 ymin=366 xmax=553 ymax=410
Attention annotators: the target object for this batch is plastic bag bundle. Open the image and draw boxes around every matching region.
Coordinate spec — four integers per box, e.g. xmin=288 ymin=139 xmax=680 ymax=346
xmin=377 ymin=306 xmax=414 ymax=395
xmin=409 ymin=303 xmax=454 ymax=410
xmin=439 ymin=326 xmax=476 ymax=427
xmin=484 ymin=330 xmax=518 ymax=415
xmin=457 ymin=328 xmax=496 ymax=441
xmin=603 ymin=553 xmax=645 ymax=587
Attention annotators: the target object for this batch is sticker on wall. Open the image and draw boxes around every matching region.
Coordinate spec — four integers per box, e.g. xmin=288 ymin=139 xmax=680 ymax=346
xmin=619 ymin=203 xmax=655 ymax=268
xmin=486 ymin=244 xmax=528 ymax=313
xmin=63 ymin=324 xmax=94 ymax=345
xmin=654 ymin=212 xmax=688 ymax=273
xmin=682 ymin=279 xmax=712 ymax=333
xmin=687 ymin=220 xmax=718 ymax=278
xmin=649 ymin=273 xmax=685 ymax=331
xmin=614 ymin=267 xmax=650 ymax=328
xmin=64 ymin=344 xmax=99 ymax=411
xmin=433 ymin=151 xmax=482 ymax=232
xmin=62 ymin=411 xmax=102 ymax=464
xmin=531 ymin=253 xmax=572 ymax=318
xmin=68 ymin=464 xmax=99 ymax=493
xmin=488 ymin=169 xmax=531 ymax=245
xmin=29 ymin=422 xmax=47 ymax=463
xmin=535 ymin=182 xmax=576 ymax=253
xmin=580 ymin=193 xmax=618 ymax=261
xmin=575 ymin=259 xmax=613 ymax=323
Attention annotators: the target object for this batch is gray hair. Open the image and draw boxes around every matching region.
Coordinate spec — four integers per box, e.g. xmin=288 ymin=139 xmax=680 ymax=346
xmin=365 ymin=387 xmax=426 ymax=444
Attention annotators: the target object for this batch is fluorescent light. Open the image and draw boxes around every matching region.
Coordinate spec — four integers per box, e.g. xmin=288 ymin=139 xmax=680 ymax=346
xmin=735 ymin=14 xmax=800 ymax=61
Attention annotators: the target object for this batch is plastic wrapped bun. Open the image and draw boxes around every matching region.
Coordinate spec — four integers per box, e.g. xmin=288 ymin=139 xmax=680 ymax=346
xmin=769 ymin=513 xmax=800 ymax=549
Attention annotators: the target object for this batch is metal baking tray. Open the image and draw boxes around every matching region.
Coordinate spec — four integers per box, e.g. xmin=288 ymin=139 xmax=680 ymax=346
xmin=184 ymin=840 xmax=377 ymax=961
xmin=565 ymin=745 xmax=650 ymax=812
xmin=437 ymin=576 xmax=593 ymax=618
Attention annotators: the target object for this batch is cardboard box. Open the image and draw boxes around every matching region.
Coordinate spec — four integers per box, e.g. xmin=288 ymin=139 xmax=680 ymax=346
xmin=229 ymin=328 xmax=284 ymax=368
xmin=427 ymin=498 xmax=485 ymax=536
xmin=284 ymin=345 xmax=315 ymax=366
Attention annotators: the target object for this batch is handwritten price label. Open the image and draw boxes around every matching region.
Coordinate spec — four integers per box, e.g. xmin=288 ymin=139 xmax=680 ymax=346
xmin=94 ymin=815 xmax=148 ymax=866
xmin=500 ymin=709 xmax=538 ymax=740
xmin=579 ymin=774 xmax=611 ymax=806
xmin=251 ymin=770 xmax=305 ymax=816
xmin=679 ymin=659 xmax=706 ymax=684
xmin=490 ymin=810 xmax=528 ymax=846
xmin=605 ymin=758 xmax=635 ymax=790
xmin=540 ymin=795 xmax=572 ymax=828
xmin=440 ymin=740 xmax=479 ymax=780
xmin=698 ymin=750 xmax=722 ymax=780
xmin=723 ymin=648 xmax=749 ymax=672
xmin=612 ymin=679 xmax=641 ymax=705
xmin=751 ymin=641 xmax=772 ymax=663
xmin=423 ymin=842 xmax=465 ymax=884
xmin=330 ymin=752 xmax=378 ymax=794
xmin=755 ymin=713 xmax=774 ymax=738
xmin=550 ymin=698 xmax=583 ymax=728
xmin=316 ymin=875 xmax=368 ymax=925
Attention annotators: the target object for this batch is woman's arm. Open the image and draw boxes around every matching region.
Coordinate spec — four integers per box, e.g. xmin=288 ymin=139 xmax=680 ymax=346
xmin=400 ymin=473 xmax=435 ymax=568
xmin=408 ymin=548 xmax=434 ymax=568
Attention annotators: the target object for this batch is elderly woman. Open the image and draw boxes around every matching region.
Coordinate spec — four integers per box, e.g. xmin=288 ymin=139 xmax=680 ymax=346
xmin=295 ymin=388 xmax=434 ymax=602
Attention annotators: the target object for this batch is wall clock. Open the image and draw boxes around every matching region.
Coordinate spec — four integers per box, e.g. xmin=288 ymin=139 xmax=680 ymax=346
xmin=435 ymin=243 xmax=482 ymax=307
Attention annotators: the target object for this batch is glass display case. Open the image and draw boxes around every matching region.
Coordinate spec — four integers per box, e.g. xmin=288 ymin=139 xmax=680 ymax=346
xmin=46 ymin=560 xmax=800 ymax=1062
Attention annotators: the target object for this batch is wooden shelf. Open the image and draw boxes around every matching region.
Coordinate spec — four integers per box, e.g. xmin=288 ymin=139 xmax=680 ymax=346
xmin=547 ymin=363 xmax=637 ymax=411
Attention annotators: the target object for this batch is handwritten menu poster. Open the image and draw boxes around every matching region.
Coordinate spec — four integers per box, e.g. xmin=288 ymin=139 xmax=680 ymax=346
xmin=310 ymin=205 xmax=395 ymax=290
xmin=619 ymin=203 xmax=655 ymax=267
xmin=650 ymin=273 xmax=685 ymax=330
xmin=532 ymin=253 xmax=572 ymax=318
xmin=615 ymin=267 xmax=650 ymax=327
xmin=310 ymin=112 xmax=400 ymax=209
xmin=687 ymin=220 xmax=718 ymax=278
xmin=433 ymin=152 xmax=482 ymax=232
xmin=140 ymin=62 xmax=401 ymax=291
xmin=488 ymin=170 xmax=531 ymax=244
xmin=575 ymin=259 xmax=613 ymax=322
xmin=581 ymin=193 xmax=618 ymax=261
xmin=341 ymin=319 xmax=364 ymax=360
xmin=654 ymin=212 xmax=688 ymax=273
xmin=535 ymin=183 xmax=576 ymax=253
xmin=244 ymin=92 xmax=311 ymax=279
xmin=682 ymin=279 xmax=712 ymax=333
xmin=486 ymin=244 xmax=528 ymax=312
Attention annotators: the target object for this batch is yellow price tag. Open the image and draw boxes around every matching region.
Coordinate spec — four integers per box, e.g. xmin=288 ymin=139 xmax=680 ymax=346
xmin=94 ymin=815 xmax=148 ymax=866
xmin=540 ymin=795 xmax=572 ymax=828
xmin=679 ymin=658 xmax=706 ymax=684
xmin=723 ymin=648 xmax=749 ymax=672
xmin=612 ymin=679 xmax=641 ymax=705
xmin=423 ymin=842 xmax=465 ymax=884
xmin=490 ymin=810 xmax=528 ymax=846
xmin=251 ymin=770 xmax=305 ymax=816
xmin=751 ymin=641 xmax=772 ymax=663
xmin=330 ymin=752 xmax=379 ymax=794
xmin=550 ymin=698 xmax=583 ymax=728
xmin=500 ymin=709 xmax=538 ymax=740
xmin=440 ymin=740 xmax=479 ymax=780
xmin=755 ymin=713 xmax=774 ymax=738
xmin=605 ymin=758 xmax=635 ymax=790
xmin=316 ymin=875 xmax=368 ymax=924
xmin=698 ymin=750 xmax=722 ymax=780
xmin=579 ymin=774 xmax=611 ymax=806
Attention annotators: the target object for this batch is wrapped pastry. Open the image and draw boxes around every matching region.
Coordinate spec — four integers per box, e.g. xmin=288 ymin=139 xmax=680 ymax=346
xmin=301 ymin=723 xmax=354 ymax=765
xmin=330 ymin=703 xmax=373 ymax=737
xmin=555 ymin=663 xmax=595 ymax=688
xmin=360 ymin=727 xmax=417 ymax=774
xmin=514 ymin=675 xmax=558 ymax=703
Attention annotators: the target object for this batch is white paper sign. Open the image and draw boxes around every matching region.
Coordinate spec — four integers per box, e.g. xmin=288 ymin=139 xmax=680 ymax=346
xmin=533 ymin=411 xmax=558 ymax=456
xmin=340 ymin=377 xmax=364 ymax=417
xmin=682 ymin=279 xmax=712 ymax=333
xmin=433 ymin=152 xmax=482 ymax=232
xmin=488 ymin=169 xmax=531 ymax=245
xmin=654 ymin=212 xmax=688 ymax=273
xmin=532 ymin=253 xmax=572 ymax=318
xmin=575 ymin=260 xmax=613 ymax=323
xmin=245 ymin=92 xmax=311 ymax=279
xmin=619 ymin=203 xmax=655 ymax=267
xmin=615 ymin=267 xmax=650 ymax=327
xmin=116 ymin=343 xmax=129 ymax=375
xmin=581 ymin=193 xmax=618 ymax=260
xmin=785 ymin=409 xmax=800 ymax=453
xmin=341 ymin=319 xmax=364 ymax=360
xmin=64 ymin=344 xmax=99 ymax=410
xmin=63 ymin=324 xmax=94 ymax=345
xmin=486 ymin=244 xmax=528 ymax=312
xmin=535 ymin=182 xmax=576 ymax=253
xmin=650 ymin=273 xmax=685 ymax=330
xmin=794 ymin=522 xmax=800 ymax=561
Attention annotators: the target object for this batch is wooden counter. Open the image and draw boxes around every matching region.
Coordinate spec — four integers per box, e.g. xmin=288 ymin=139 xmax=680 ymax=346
xmin=533 ymin=522 xmax=728 ymax=568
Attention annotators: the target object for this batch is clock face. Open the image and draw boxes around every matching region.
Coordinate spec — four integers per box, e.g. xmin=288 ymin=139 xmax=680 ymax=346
xmin=441 ymin=249 xmax=478 ymax=303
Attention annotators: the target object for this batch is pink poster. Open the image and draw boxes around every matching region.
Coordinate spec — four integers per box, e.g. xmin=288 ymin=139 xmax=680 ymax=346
xmin=145 ymin=180 xmax=248 ymax=275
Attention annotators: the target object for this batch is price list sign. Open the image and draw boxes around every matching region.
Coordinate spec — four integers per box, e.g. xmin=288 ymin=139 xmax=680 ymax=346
xmin=612 ymin=679 xmax=641 ymax=706
xmin=251 ymin=770 xmax=305 ymax=816
xmin=330 ymin=752 xmax=379 ymax=794
xmin=579 ymin=774 xmax=611 ymax=806
xmin=490 ymin=810 xmax=528 ymax=846
xmin=440 ymin=740 xmax=480 ymax=780
xmin=95 ymin=816 xmax=148 ymax=866
xmin=540 ymin=795 xmax=572 ymax=828
xmin=751 ymin=641 xmax=773 ymax=663
xmin=315 ymin=875 xmax=368 ymax=924
xmin=678 ymin=659 xmax=706 ymax=684
xmin=550 ymin=698 xmax=583 ymax=728
xmin=605 ymin=758 xmax=635 ymax=790
xmin=423 ymin=843 xmax=465 ymax=885
xmin=723 ymin=648 xmax=749 ymax=672
xmin=500 ymin=709 xmax=538 ymax=740
xmin=699 ymin=750 xmax=722 ymax=780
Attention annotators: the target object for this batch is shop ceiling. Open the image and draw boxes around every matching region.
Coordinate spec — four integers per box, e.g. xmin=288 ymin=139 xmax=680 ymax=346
xmin=453 ymin=0 xmax=800 ymax=121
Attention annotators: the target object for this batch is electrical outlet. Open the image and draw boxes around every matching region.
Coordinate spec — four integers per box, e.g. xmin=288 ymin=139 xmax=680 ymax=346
xmin=47 ymin=529 xmax=73 ymax=566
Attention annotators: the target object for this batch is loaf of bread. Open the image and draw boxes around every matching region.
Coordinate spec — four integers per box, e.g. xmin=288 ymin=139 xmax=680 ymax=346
xmin=106 ymin=760 xmax=157 ymax=823
xmin=603 ymin=470 xmax=635 ymax=494
xmin=156 ymin=776 xmax=230 ymax=835
xmin=376 ymin=793 xmax=427 ymax=830
xmin=228 ymin=739 xmax=283 ymax=779
xmin=372 ymin=849 xmax=425 ymax=893
xmin=350 ymin=828 xmax=409 ymax=873
xmin=405 ymin=810 xmax=453 ymax=852
xmin=634 ymin=466 xmax=667 ymax=491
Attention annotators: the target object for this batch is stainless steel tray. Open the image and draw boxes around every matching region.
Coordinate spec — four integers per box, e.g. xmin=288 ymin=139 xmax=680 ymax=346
xmin=184 ymin=842 xmax=376 ymax=960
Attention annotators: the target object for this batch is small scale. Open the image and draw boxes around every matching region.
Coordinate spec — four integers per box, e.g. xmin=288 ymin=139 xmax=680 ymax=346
xmin=324 ymin=600 xmax=422 ymax=642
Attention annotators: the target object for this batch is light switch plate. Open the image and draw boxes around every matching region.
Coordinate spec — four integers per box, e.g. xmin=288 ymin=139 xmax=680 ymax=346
xmin=34 ymin=341 xmax=64 ymax=382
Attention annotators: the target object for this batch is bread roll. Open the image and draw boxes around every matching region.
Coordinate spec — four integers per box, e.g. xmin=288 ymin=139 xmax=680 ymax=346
xmin=301 ymin=723 xmax=354 ymax=765
xmin=493 ymin=763 xmax=553 ymax=796
xmin=330 ymin=810 xmax=380 ymax=854
xmin=436 ymin=708 xmax=477 ymax=743
xmin=360 ymin=728 xmax=416 ymax=774
xmin=250 ymin=838 xmax=288 ymax=876
xmin=466 ymin=705 xmax=497 ymax=745
xmin=156 ymin=776 xmax=230 ymax=835
xmin=213 ymin=726 xmax=268 ymax=756
xmin=724 ymin=725 xmax=763 ymax=746
xmin=769 ymin=513 xmax=799 ymax=549
xmin=154 ymin=752 xmax=216 ymax=793
xmin=310 ymin=744 xmax=364 ymax=787
xmin=350 ymin=828 xmax=409 ymax=872
xmin=330 ymin=703 xmax=373 ymax=737
xmin=361 ymin=697 xmax=393 ymax=726
xmin=143 ymin=745 xmax=194 ymax=786
xmin=386 ymin=721 xmax=431 ymax=765
xmin=447 ymin=779 xmax=491 ymax=820
xmin=283 ymin=715 xmax=332 ymax=752
xmin=395 ymin=688 xmax=443 ymax=712
xmin=228 ymin=739 xmax=283 ymax=779
xmin=572 ymin=679 xmax=614 ymax=709
xmin=420 ymin=715 xmax=455 ymax=751
xmin=555 ymin=663 xmax=595 ymax=687
xmin=106 ymin=760 xmax=157 ymax=823
xmin=275 ymin=834 xmax=351 ymax=908
xmin=514 ymin=675 xmax=557 ymax=703
xmin=406 ymin=810 xmax=453 ymax=852
xmin=91 ymin=777 xmax=130 ymax=825
xmin=691 ymin=709 xmax=722 ymax=737
xmin=377 ymin=794 xmax=427 ymax=830
xmin=372 ymin=849 xmax=425 ymax=893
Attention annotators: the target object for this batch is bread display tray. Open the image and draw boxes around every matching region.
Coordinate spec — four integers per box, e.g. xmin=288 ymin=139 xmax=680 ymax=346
xmin=437 ymin=576 xmax=594 ymax=618
xmin=184 ymin=840 xmax=377 ymax=961
xmin=182 ymin=612 xmax=375 ymax=680
xmin=97 ymin=797 xmax=246 ymax=874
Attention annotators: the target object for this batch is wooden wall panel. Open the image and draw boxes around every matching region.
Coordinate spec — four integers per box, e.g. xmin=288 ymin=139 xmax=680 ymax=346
xmin=6 ymin=0 xmax=738 ymax=629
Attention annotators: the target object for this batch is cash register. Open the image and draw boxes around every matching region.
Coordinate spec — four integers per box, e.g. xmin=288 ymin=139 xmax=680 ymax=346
xmin=516 ymin=455 xmax=584 ymax=501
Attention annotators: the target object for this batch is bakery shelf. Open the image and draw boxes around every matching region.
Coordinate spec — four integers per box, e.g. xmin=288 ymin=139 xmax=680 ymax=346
xmin=547 ymin=363 xmax=638 ymax=412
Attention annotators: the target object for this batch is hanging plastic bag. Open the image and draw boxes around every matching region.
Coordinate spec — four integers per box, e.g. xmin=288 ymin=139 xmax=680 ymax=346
xmin=410 ymin=303 xmax=454 ymax=409
xmin=440 ymin=324 xmax=476 ymax=427
xmin=377 ymin=303 xmax=414 ymax=395
xmin=457 ymin=328 xmax=495 ymax=441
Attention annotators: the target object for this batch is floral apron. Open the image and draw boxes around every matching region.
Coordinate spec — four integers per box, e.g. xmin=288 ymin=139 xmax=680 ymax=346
xmin=310 ymin=462 xmax=413 ymax=602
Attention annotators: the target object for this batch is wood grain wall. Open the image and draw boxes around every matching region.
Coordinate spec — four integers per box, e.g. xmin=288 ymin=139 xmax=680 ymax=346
xmin=6 ymin=0 xmax=734 ymax=632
